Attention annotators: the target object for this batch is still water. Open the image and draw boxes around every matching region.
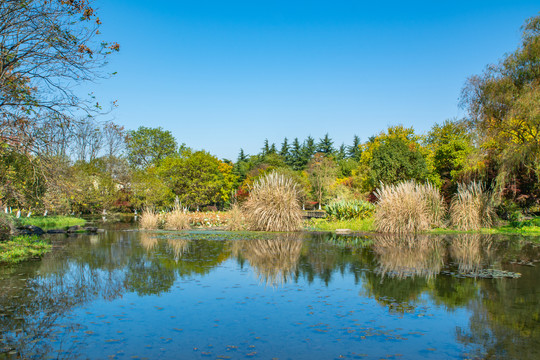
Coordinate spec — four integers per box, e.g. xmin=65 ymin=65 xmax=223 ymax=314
xmin=1 ymin=231 xmax=539 ymax=359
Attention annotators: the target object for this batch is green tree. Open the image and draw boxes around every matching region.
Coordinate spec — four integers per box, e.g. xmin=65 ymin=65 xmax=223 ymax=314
xmin=307 ymin=153 xmax=338 ymax=209
xmin=289 ymin=138 xmax=304 ymax=170
xmin=317 ymin=133 xmax=335 ymax=155
xmin=348 ymin=135 xmax=362 ymax=160
xmin=461 ymin=14 xmax=540 ymax=204
xmin=126 ymin=127 xmax=178 ymax=168
xmin=426 ymin=119 xmax=475 ymax=197
xmin=157 ymin=151 xmax=237 ymax=210
xmin=368 ymin=137 xmax=429 ymax=187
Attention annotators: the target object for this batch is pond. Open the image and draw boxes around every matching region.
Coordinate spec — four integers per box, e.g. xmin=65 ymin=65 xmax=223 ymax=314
xmin=1 ymin=230 xmax=539 ymax=359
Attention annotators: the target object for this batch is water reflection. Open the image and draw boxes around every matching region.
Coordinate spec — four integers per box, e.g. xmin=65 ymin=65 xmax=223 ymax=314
xmin=232 ymin=234 xmax=304 ymax=286
xmin=373 ymin=234 xmax=445 ymax=279
xmin=449 ymin=234 xmax=494 ymax=274
xmin=0 ymin=231 xmax=539 ymax=359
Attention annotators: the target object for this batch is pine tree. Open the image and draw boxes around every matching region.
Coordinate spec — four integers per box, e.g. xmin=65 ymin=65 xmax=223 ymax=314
xmin=261 ymin=139 xmax=270 ymax=157
xmin=317 ymin=133 xmax=335 ymax=154
xmin=237 ymin=148 xmax=248 ymax=162
xmin=290 ymin=137 xmax=304 ymax=170
xmin=337 ymin=143 xmax=346 ymax=160
xmin=348 ymin=135 xmax=362 ymax=160
xmin=280 ymin=138 xmax=289 ymax=157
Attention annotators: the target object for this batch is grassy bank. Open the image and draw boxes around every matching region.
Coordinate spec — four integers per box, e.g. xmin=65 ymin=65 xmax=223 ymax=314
xmin=305 ymin=215 xmax=540 ymax=236
xmin=0 ymin=235 xmax=51 ymax=264
xmin=17 ymin=216 xmax=86 ymax=229
xmin=305 ymin=218 xmax=374 ymax=232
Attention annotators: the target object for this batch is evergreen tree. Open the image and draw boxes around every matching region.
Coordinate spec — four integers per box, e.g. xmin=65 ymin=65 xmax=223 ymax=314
xmin=317 ymin=133 xmax=335 ymax=154
xmin=348 ymin=135 xmax=362 ymax=160
xmin=269 ymin=143 xmax=277 ymax=154
xmin=290 ymin=137 xmax=304 ymax=170
xmin=280 ymin=138 xmax=290 ymax=158
xmin=302 ymin=136 xmax=317 ymax=160
xmin=261 ymin=139 xmax=270 ymax=157
xmin=237 ymin=148 xmax=248 ymax=163
xmin=337 ymin=143 xmax=346 ymax=160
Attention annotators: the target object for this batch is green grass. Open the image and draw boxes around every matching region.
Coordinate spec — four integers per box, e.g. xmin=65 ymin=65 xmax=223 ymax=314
xmin=0 ymin=235 xmax=52 ymax=264
xmin=17 ymin=216 xmax=86 ymax=229
xmin=305 ymin=217 xmax=375 ymax=232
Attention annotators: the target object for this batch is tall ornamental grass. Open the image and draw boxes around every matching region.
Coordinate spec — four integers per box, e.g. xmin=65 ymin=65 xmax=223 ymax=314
xmin=139 ymin=207 xmax=160 ymax=230
xmin=226 ymin=203 xmax=246 ymax=231
xmin=450 ymin=182 xmax=495 ymax=231
xmin=324 ymin=199 xmax=375 ymax=220
xmin=374 ymin=181 xmax=446 ymax=234
xmin=243 ymin=171 xmax=303 ymax=232
xmin=164 ymin=199 xmax=190 ymax=230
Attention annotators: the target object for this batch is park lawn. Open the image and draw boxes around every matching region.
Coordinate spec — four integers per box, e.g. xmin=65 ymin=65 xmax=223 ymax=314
xmin=17 ymin=216 xmax=86 ymax=229
xmin=0 ymin=235 xmax=52 ymax=264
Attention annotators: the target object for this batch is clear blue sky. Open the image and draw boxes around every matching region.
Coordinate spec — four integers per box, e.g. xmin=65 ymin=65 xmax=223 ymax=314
xmin=88 ymin=0 xmax=539 ymax=160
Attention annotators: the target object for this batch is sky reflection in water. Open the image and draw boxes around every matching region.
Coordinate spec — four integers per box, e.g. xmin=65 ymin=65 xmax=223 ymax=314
xmin=1 ymin=231 xmax=539 ymax=359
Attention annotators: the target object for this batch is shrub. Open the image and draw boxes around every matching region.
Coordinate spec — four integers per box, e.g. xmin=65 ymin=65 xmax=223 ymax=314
xmin=324 ymin=199 xmax=375 ymax=220
xmin=374 ymin=180 xmax=445 ymax=233
xmin=243 ymin=171 xmax=303 ymax=232
xmin=139 ymin=207 xmax=160 ymax=230
xmin=0 ymin=213 xmax=15 ymax=241
xmin=450 ymin=182 xmax=495 ymax=230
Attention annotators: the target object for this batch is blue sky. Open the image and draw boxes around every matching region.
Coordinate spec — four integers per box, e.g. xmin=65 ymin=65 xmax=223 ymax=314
xmin=88 ymin=0 xmax=539 ymax=160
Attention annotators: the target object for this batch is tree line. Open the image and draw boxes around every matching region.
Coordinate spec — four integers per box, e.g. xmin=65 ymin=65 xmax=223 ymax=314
xmin=1 ymin=4 xmax=539 ymax=218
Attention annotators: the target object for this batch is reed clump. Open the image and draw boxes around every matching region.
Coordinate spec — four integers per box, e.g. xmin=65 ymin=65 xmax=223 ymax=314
xmin=164 ymin=201 xmax=190 ymax=230
xmin=139 ymin=207 xmax=160 ymax=230
xmin=374 ymin=181 xmax=446 ymax=234
xmin=243 ymin=171 xmax=303 ymax=232
xmin=450 ymin=182 xmax=495 ymax=231
xmin=226 ymin=203 xmax=246 ymax=231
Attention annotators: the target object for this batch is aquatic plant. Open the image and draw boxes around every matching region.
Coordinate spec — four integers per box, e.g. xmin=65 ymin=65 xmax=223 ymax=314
xmin=243 ymin=171 xmax=303 ymax=232
xmin=0 ymin=235 xmax=51 ymax=264
xmin=139 ymin=207 xmax=160 ymax=230
xmin=374 ymin=180 xmax=445 ymax=233
xmin=450 ymin=182 xmax=495 ymax=230
xmin=324 ymin=199 xmax=375 ymax=220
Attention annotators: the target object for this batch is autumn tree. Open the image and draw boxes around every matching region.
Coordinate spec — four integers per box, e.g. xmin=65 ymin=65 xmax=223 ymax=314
xmin=0 ymin=0 xmax=119 ymax=154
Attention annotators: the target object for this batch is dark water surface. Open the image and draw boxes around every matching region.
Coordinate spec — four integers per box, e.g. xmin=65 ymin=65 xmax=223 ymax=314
xmin=1 ymin=231 xmax=539 ymax=359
